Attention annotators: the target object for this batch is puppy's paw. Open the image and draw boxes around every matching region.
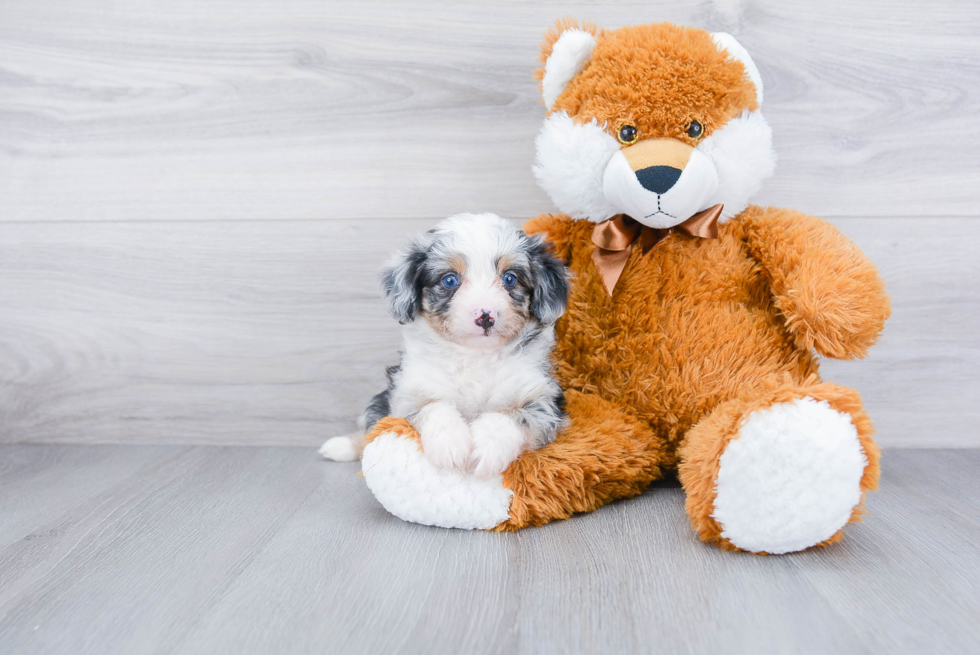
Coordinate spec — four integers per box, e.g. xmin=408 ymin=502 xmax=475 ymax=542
xmin=319 ymin=435 xmax=359 ymax=461
xmin=416 ymin=403 xmax=472 ymax=472
xmin=469 ymin=413 xmax=526 ymax=479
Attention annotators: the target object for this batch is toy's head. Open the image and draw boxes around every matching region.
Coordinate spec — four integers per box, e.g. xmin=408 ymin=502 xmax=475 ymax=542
xmin=533 ymin=20 xmax=775 ymax=227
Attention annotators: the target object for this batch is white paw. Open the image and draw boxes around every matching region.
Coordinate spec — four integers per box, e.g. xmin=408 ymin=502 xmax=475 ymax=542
xmin=712 ymin=397 xmax=868 ymax=554
xmin=416 ymin=403 xmax=472 ymax=472
xmin=319 ymin=435 xmax=358 ymax=462
xmin=469 ymin=413 xmax=526 ymax=479
xmin=362 ymin=432 xmax=514 ymax=530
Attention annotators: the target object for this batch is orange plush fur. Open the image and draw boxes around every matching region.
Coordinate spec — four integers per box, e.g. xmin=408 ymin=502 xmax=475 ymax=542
xmin=507 ymin=205 xmax=889 ymax=546
xmin=369 ymin=21 xmax=890 ymax=551
xmin=540 ymin=22 xmax=757 ymax=142
xmin=519 ymin=21 xmax=888 ymax=550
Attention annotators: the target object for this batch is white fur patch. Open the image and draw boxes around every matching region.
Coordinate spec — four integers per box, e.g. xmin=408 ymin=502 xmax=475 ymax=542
xmin=711 ymin=32 xmax=764 ymax=106
xmin=696 ymin=110 xmax=775 ymax=221
xmin=469 ymin=412 xmax=526 ymax=479
xmin=533 ymin=111 xmax=621 ymax=222
xmin=602 ymin=147 xmax=720 ymax=229
xmin=712 ymin=397 xmax=868 ymax=554
xmin=542 ymin=29 xmax=597 ymax=110
xmin=362 ymin=432 xmax=514 ymax=530
xmin=319 ymin=435 xmax=358 ymax=462
xmin=415 ymin=400 xmax=473 ymax=471
xmin=534 ymin=110 xmax=774 ymax=225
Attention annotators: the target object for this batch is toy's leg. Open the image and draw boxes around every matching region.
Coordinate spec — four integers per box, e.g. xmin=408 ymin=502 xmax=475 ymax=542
xmin=677 ymin=376 xmax=880 ymax=554
xmin=360 ymin=390 xmax=667 ymax=530
xmin=496 ymin=390 xmax=667 ymax=530
xmin=360 ymin=417 xmax=513 ymax=530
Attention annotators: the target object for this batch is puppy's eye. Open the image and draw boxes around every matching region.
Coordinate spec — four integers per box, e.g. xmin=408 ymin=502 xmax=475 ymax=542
xmin=441 ymin=274 xmax=459 ymax=289
xmin=502 ymin=272 xmax=517 ymax=288
xmin=686 ymin=120 xmax=704 ymax=139
xmin=618 ymin=125 xmax=638 ymax=145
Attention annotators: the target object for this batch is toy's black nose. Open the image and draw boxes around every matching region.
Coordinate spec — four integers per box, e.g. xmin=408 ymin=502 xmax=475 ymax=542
xmin=635 ymin=166 xmax=682 ymax=194
xmin=475 ymin=312 xmax=495 ymax=331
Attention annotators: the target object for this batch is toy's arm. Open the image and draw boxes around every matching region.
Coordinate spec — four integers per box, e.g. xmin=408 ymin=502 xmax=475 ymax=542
xmin=739 ymin=206 xmax=891 ymax=359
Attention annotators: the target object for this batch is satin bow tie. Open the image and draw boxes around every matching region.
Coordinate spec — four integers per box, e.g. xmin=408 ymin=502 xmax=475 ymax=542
xmin=590 ymin=204 xmax=724 ymax=295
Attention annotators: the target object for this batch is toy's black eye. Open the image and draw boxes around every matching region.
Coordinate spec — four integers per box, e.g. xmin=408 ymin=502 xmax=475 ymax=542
xmin=441 ymin=274 xmax=459 ymax=289
xmin=502 ymin=272 xmax=517 ymax=288
xmin=618 ymin=125 xmax=638 ymax=145
xmin=686 ymin=120 xmax=704 ymax=139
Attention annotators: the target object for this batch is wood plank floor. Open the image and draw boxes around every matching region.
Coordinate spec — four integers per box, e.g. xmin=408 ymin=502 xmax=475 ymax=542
xmin=0 ymin=445 xmax=977 ymax=654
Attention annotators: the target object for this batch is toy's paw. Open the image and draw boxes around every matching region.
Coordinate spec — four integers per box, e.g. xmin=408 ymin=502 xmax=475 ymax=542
xmin=712 ymin=397 xmax=868 ymax=554
xmin=468 ymin=413 xmax=525 ymax=479
xmin=417 ymin=403 xmax=473 ymax=472
xmin=361 ymin=431 xmax=513 ymax=530
xmin=318 ymin=435 xmax=358 ymax=461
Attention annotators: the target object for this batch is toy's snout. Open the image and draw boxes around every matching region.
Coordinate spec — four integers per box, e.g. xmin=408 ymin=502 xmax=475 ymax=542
xmin=623 ymin=138 xmax=694 ymax=195
xmin=602 ymin=135 xmax=718 ymax=229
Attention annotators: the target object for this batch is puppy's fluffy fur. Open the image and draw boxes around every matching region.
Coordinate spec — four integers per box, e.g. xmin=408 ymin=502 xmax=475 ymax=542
xmin=320 ymin=213 xmax=570 ymax=478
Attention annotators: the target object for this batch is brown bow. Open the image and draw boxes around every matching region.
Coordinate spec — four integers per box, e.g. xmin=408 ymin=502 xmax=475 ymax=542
xmin=591 ymin=204 xmax=723 ymax=295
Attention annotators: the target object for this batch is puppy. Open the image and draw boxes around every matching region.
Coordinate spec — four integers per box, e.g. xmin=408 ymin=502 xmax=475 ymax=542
xmin=319 ymin=213 xmax=570 ymax=478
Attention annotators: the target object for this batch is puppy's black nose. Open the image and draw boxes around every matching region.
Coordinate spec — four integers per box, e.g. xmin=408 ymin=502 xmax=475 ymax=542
xmin=635 ymin=165 xmax=682 ymax=194
xmin=475 ymin=312 xmax=495 ymax=331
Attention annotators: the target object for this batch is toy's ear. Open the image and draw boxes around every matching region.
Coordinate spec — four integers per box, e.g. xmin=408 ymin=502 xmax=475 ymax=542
xmin=381 ymin=238 xmax=428 ymax=324
xmin=711 ymin=33 xmax=764 ymax=107
xmin=540 ymin=21 xmax=598 ymax=111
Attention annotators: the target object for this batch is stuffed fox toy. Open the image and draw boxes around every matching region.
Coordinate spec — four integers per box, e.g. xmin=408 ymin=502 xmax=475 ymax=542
xmin=359 ymin=20 xmax=890 ymax=554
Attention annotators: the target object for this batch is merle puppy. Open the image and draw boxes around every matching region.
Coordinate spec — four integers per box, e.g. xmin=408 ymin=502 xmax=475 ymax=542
xmin=320 ymin=213 xmax=570 ymax=478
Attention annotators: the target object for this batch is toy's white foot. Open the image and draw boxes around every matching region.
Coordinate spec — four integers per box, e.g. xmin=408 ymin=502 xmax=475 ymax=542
xmin=361 ymin=432 xmax=513 ymax=530
xmin=319 ymin=435 xmax=358 ymax=462
xmin=712 ymin=397 xmax=868 ymax=554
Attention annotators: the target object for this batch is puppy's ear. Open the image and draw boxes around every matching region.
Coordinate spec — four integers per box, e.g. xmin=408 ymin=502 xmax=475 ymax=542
xmin=526 ymin=234 xmax=570 ymax=324
xmin=381 ymin=239 xmax=428 ymax=324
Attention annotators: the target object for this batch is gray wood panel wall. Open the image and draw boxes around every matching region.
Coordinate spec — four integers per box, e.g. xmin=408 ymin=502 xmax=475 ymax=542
xmin=1 ymin=0 xmax=978 ymax=446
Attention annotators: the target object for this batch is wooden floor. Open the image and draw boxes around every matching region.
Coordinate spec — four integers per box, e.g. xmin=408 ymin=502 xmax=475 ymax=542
xmin=0 ymin=445 xmax=977 ymax=654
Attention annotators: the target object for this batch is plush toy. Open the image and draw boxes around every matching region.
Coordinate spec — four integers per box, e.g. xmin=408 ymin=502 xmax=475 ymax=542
xmin=360 ymin=20 xmax=890 ymax=554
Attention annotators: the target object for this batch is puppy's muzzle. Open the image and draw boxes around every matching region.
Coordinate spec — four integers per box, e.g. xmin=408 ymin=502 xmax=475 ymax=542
xmin=475 ymin=311 xmax=495 ymax=332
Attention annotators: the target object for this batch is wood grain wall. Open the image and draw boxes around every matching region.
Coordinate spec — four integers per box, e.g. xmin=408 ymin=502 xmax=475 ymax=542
xmin=1 ymin=0 xmax=977 ymax=446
